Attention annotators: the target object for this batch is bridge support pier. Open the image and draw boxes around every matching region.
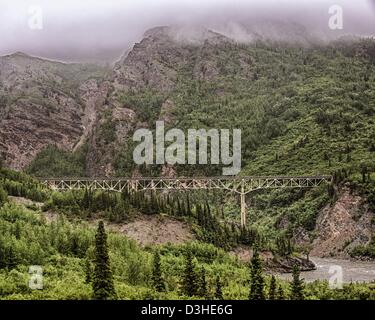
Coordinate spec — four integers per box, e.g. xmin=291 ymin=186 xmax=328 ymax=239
xmin=240 ymin=180 xmax=247 ymax=228
xmin=240 ymin=192 xmax=247 ymax=228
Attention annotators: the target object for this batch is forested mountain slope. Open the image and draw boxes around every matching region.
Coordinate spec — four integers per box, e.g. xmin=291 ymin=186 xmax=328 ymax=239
xmin=27 ymin=28 xmax=375 ymax=178
xmin=0 ymin=27 xmax=374 ymax=178
xmin=0 ymin=26 xmax=374 ymax=260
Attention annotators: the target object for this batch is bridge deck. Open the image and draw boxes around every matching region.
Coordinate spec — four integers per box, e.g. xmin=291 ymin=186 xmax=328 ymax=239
xmin=39 ymin=176 xmax=332 ymax=194
xmin=40 ymin=175 xmax=332 ymax=181
xmin=39 ymin=175 xmax=332 ymax=227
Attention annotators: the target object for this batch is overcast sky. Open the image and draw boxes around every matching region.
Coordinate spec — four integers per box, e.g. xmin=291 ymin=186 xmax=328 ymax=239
xmin=0 ymin=0 xmax=374 ymax=63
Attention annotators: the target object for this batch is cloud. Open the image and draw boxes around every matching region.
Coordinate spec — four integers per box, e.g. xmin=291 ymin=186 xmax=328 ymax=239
xmin=0 ymin=0 xmax=374 ymax=63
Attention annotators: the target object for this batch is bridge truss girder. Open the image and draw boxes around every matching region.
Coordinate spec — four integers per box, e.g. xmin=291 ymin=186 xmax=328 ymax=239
xmin=40 ymin=176 xmax=332 ymax=227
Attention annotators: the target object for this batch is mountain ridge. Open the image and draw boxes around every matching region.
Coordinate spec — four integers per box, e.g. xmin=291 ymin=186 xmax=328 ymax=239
xmin=0 ymin=25 xmax=374 ymax=177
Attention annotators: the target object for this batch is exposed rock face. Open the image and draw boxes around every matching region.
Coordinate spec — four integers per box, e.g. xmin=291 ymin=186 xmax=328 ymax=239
xmin=113 ymin=107 xmax=137 ymax=142
xmin=0 ymin=26 xmax=254 ymax=174
xmin=82 ymin=26 xmax=256 ymax=176
xmin=84 ymin=101 xmax=138 ymax=176
xmin=311 ymin=188 xmax=374 ymax=258
xmin=0 ymin=52 xmax=108 ymax=171
xmin=74 ymin=79 xmax=111 ymax=152
xmin=0 ymin=53 xmax=82 ymax=169
xmin=112 ymin=27 xmax=186 ymax=93
xmin=111 ymin=26 xmax=239 ymax=94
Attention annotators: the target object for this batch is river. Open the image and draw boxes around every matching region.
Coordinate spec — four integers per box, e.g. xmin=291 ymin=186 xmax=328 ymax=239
xmin=278 ymin=257 xmax=375 ymax=283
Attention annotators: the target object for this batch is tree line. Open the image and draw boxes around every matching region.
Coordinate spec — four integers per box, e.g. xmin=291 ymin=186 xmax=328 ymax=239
xmin=89 ymin=221 xmax=305 ymax=300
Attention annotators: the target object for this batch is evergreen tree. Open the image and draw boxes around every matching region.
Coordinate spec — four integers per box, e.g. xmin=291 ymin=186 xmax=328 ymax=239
xmin=249 ymin=248 xmax=265 ymax=300
xmin=268 ymin=275 xmax=277 ymax=300
xmin=152 ymin=250 xmax=165 ymax=292
xmin=150 ymin=191 xmax=159 ymax=214
xmin=14 ymin=221 xmax=21 ymax=240
xmin=0 ymin=241 xmax=5 ymax=269
xmin=92 ymin=221 xmax=116 ymax=300
xmin=360 ymin=163 xmax=368 ymax=183
xmin=197 ymin=204 xmax=204 ymax=225
xmin=215 ymin=275 xmax=224 ymax=300
xmin=181 ymin=248 xmax=198 ymax=297
xmin=290 ymin=265 xmax=304 ymax=300
xmin=186 ymin=194 xmax=192 ymax=216
xmin=82 ymin=188 xmax=92 ymax=210
xmin=85 ymin=257 xmax=92 ymax=284
xmin=0 ymin=187 xmax=8 ymax=207
xmin=181 ymin=196 xmax=187 ymax=216
xmin=177 ymin=199 xmax=182 ymax=216
xmin=276 ymin=285 xmax=285 ymax=300
xmin=198 ymin=266 xmax=208 ymax=298
xmin=7 ymin=246 xmax=18 ymax=270
xmin=70 ymin=233 xmax=79 ymax=256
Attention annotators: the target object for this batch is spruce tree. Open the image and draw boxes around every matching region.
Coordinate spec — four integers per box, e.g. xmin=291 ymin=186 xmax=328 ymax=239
xmin=360 ymin=163 xmax=368 ymax=183
xmin=198 ymin=266 xmax=208 ymax=298
xmin=7 ymin=246 xmax=17 ymax=270
xmin=150 ymin=191 xmax=158 ymax=213
xmin=186 ymin=194 xmax=192 ymax=216
xmin=152 ymin=251 xmax=165 ymax=292
xmin=85 ymin=257 xmax=92 ymax=284
xmin=268 ymin=275 xmax=277 ymax=300
xmin=92 ymin=221 xmax=116 ymax=300
xmin=276 ymin=285 xmax=285 ymax=300
xmin=181 ymin=196 xmax=187 ymax=216
xmin=181 ymin=248 xmax=198 ymax=297
xmin=82 ymin=188 xmax=91 ymax=210
xmin=70 ymin=234 xmax=79 ymax=256
xmin=177 ymin=199 xmax=182 ymax=216
xmin=14 ymin=221 xmax=21 ymax=240
xmin=290 ymin=264 xmax=304 ymax=300
xmin=249 ymin=248 xmax=265 ymax=300
xmin=215 ymin=275 xmax=224 ymax=300
xmin=197 ymin=204 xmax=204 ymax=225
xmin=0 ymin=187 xmax=8 ymax=207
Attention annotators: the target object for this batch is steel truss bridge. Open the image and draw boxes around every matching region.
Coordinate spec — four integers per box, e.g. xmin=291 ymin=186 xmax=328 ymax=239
xmin=40 ymin=176 xmax=332 ymax=227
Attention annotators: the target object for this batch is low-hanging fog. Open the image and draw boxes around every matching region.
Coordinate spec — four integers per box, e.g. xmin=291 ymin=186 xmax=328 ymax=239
xmin=0 ymin=0 xmax=374 ymax=63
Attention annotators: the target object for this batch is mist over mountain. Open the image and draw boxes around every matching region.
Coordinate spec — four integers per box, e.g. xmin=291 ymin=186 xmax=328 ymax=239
xmin=0 ymin=0 xmax=374 ymax=63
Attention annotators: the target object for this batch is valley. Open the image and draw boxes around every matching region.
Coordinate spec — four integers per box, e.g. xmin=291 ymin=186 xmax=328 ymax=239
xmin=0 ymin=25 xmax=374 ymax=300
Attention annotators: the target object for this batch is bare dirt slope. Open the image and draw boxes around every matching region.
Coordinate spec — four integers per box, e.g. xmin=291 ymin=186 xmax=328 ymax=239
xmin=106 ymin=214 xmax=195 ymax=246
xmin=311 ymin=188 xmax=374 ymax=258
